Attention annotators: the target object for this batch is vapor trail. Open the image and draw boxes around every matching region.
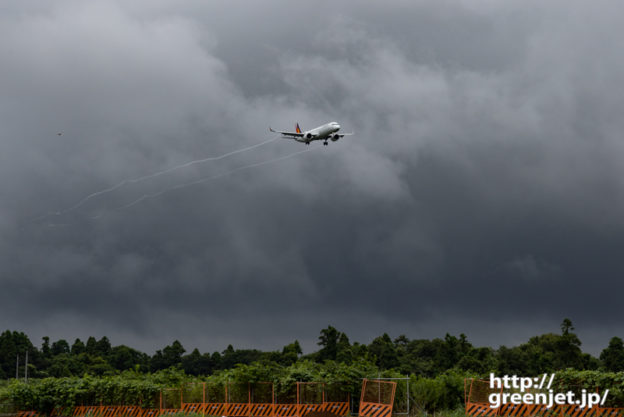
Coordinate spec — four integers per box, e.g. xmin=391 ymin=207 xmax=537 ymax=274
xmin=34 ymin=137 xmax=278 ymax=221
xmin=114 ymin=147 xmax=317 ymax=212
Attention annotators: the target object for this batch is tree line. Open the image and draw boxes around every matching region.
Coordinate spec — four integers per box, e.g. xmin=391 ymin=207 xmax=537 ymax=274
xmin=1 ymin=319 xmax=624 ymax=380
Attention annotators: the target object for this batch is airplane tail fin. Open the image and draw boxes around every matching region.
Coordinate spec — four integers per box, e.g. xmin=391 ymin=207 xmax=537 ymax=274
xmin=296 ymin=123 xmax=302 ymax=134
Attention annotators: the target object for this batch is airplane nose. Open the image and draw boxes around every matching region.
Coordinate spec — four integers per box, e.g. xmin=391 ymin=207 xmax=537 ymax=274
xmin=335 ymin=124 xmax=341 ymax=129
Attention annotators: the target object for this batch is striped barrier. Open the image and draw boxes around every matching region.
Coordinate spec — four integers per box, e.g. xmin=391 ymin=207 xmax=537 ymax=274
xmin=299 ymin=404 xmax=324 ymax=417
xmin=159 ymin=409 xmax=181 ymax=416
xmin=323 ymin=402 xmax=349 ymax=417
xmin=251 ymin=404 xmax=274 ymax=417
xmin=73 ymin=406 xmax=90 ymax=416
xmin=182 ymin=403 xmax=206 ymax=415
xmin=500 ymin=403 xmax=545 ymax=417
xmin=465 ymin=402 xmax=498 ymax=417
xmin=16 ymin=412 xmax=42 ymax=417
xmin=227 ymin=403 xmax=250 ymax=416
xmin=119 ymin=406 xmax=144 ymax=417
xmin=204 ymin=403 xmax=228 ymax=416
xmin=18 ymin=400 xmax=354 ymax=417
xmin=358 ymin=403 xmax=393 ymax=417
xmin=73 ymin=406 xmax=98 ymax=416
xmin=274 ymin=404 xmax=298 ymax=417
xmin=358 ymin=379 xmax=396 ymax=417
xmin=139 ymin=409 xmax=161 ymax=417
xmin=72 ymin=406 xmax=148 ymax=417
xmin=102 ymin=406 xmax=128 ymax=417
xmin=466 ymin=402 xmax=624 ymax=417
xmin=18 ymin=383 xmax=352 ymax=417
xmin=250 ymin=404 xmax=274 ymax=417
xmin=597 ymin=409 xmax=624 ymax=417
xmin=558 ymin=405 xmax=598 ymax=417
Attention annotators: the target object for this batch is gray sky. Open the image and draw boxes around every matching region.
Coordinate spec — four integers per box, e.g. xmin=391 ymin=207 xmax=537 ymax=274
xmin=1 ymin=0 xmax=624 ymax=355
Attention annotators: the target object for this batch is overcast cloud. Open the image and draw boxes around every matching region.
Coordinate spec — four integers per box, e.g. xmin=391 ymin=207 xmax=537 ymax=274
xmin=1 ymin=0 xmax=624 ymax=355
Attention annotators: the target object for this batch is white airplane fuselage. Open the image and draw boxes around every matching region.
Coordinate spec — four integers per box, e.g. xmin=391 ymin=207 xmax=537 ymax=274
xmin=296 ymin=122 xmax=341 ymax=144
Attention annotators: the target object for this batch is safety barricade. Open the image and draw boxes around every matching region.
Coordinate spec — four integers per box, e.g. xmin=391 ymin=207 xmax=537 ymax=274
xmin=560 ymin=405 xmax=600 ymax=417
xmin=182 ymin=403 xmax=206 ymax=415
xmin=597 ymin=408 xmax=624 ymax=417
xmin=359 ymin=403 xmax=393 ymax=417
xmin=465 ymin=402 xmax=498 ymax=417
xmin=274 ymin=404 xmax=298 ymax=417
xmin=299 ymin=404 xmax=325 ymax=417
xmin=73 ymin=406 xmax=94 ymax=417
xmin=249 ymin=404 xmax=274 ymax=417
xmin=227 ymin=403 xmax=250 ymax=416
xmin=204 ymin=403 xmax=228 ymax=416
xmin=19 ymin=381 xmax=353 ymax=417
xmin=16 ymin=412 xmax=42 ymax=417
xmin=358 ymin=379 xmax=396 ymax=417
xmin=499 ymin=403 xmax=545 ymax=417
xmin=323 ymin=402 xmax=350 ymax=417
xmin=139 ymin=409 xmax=161 ymax=417
xmin=71 ymin=405 xmax=148 ymax=417
xmin=158 ymin=409 xmax=182 ymax=415
xmin=465 ymin=379 xmax=624 ymax=417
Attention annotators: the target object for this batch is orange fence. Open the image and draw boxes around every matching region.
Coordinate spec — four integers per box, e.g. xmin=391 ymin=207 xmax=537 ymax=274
xmin=64 ymin=382 xmax=351 ymax=417
xmin=16 ymin=412 xmax=44 ymax=417
xmin=15 ymin=379 xmax=404 ymax=417
xmin=465 ymin=379 xmax=624 ymax=417
xmin=358 ymin=379 xmax=396 ymax=417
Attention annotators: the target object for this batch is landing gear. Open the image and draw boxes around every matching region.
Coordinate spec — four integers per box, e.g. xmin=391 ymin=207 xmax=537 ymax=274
xmin=323 ymin=141 xmax=328 ymax=146
xmin=306 ymin=142 xmax=310 ymax=145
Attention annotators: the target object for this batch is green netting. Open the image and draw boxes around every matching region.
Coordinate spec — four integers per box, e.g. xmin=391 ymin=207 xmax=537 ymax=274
xmin=250 ymin=383 xmax=273 ymax=404
xmin=468 ymin=379 xmax=499 ymax=404
xmin=392 ymin=381 xmax=408 ymax=414
xmin=275 ymin=385 xmax=297 ymax=404
xmin=161 ymin=389 xmax=181 ymax=409
xmin=228 ymin=383 xmax=248 ymax=403
xmin=0 ymin=402 xmax=17 ymax=414
xmin=300 ymin=383 xmax=323 ymax=404
xmin=362 ymin=380 xmax=394 ymax=405
xmin=142 ymin=392 xmax=160 ymax=409
xmin=76 ymin=392 xmax=97 ymax=406
xmin=205 ymin=383 xmax=226 ymax=403
xmin=324 ymin=384 xmax=349 ymax=403
xmin=183 ymin=383 xmax=204 ymax=404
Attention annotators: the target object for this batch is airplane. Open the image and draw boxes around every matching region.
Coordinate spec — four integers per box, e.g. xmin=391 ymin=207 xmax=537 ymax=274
xmin=269 ymin=122 xmax=353 ymax=145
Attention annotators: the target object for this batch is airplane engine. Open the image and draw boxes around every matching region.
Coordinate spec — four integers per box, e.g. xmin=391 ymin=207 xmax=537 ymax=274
xmin=306 ymin=133 xmax=313 ymax=139
xmin=331 ymin=134 xmax=340 ymax=142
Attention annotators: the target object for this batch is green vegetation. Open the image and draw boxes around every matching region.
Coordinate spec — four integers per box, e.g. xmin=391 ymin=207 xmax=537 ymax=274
xmin=1 ymin=319 xmax=624 ymax=415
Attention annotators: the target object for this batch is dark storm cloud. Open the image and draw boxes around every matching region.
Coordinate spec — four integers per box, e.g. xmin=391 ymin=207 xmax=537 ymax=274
xmin=1 ymin=0 xmax=624 ymax=354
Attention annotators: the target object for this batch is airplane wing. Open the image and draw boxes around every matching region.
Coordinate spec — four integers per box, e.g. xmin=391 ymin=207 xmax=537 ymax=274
xmin=336 ymin=132 xmax=354 ymax=137
xmin=269 ymin=127 xmax=304 ymax=137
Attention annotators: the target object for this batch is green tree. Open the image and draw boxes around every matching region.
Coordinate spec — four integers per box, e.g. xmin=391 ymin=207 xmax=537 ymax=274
xmin=0 ymin=331 xmax=34 ymax=379
xmin=71 ymin=339 xmax=86 ymax=355
xmin=85 ymin=337 xmax=97 ymax=355
xmin=281 ymin=341 xmax=303 ymax=365
xmin=95 ymin=336 xmax=112 ymax=357
xmin=336 ymin=333 xmax=352 ymax=364
xmin=368 ymin=333 xmax=399 ymax=369
xmin=557 ymin=319 xmax=583 ymax=369
xmin=51 ymin=339 xmax=70 ymax=356
xmin=600 ymin=337 xmax=624 ymax=372
xmin=561 ymin=318 xmax=574 ymax=335
xmin=318 ymin=326 xmax=340 ymax=361
xmin=151 ymin=340 xmax=186 ymax=371
xmin=182 ymin=348 xmax=217 ymax=375
xmin=109 ymin=345 xmax=148 ymax=371
xmin=41 ymin=336 xmax=51 ymax=358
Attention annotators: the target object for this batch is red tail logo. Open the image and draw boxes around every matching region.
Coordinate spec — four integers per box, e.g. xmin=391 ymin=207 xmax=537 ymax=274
xmin=296 ymin=123 xmax=301 ymax=134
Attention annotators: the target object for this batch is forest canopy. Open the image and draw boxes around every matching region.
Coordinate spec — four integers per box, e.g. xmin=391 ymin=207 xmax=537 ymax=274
xmin=1 ymin=319 xmax=623 ymax=379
